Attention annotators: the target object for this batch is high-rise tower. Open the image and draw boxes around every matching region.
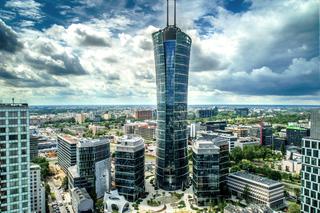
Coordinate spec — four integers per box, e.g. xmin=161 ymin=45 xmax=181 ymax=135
xmin=152 ymin=0 xmax=192 ymax=190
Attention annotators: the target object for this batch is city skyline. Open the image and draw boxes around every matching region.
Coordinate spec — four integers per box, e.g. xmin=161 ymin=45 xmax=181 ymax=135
xmin=0 ymin=0 xmax=319 ymax=105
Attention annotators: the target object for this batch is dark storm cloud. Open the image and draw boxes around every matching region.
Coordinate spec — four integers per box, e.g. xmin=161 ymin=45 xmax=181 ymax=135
xmin=190 ymin=44 xmax=228 ymax=72
xmin=211 ymin=57 xmax=320 ymax=96
xmin=0 ymin=19 xmax=23 ymax=52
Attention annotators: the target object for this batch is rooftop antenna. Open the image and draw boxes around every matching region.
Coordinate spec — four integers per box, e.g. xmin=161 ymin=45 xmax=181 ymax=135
xmin=166 ymin=0 xmax=177 ymax=27
xmin=12 ymin=98 xmax=14 ymax=104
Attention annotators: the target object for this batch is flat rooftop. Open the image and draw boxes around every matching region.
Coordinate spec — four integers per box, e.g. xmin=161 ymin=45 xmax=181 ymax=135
xmin=229 ymin=171 xmax=281 ymax=187
xmin=58 ymin=134 xmax=78 ymax=144
xmin=0 ymin=103 xmax=28 ymax=108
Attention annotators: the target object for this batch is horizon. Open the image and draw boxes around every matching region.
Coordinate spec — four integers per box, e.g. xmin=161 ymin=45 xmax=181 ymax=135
xmin=0 ymin=0 xmax=319 ymax=105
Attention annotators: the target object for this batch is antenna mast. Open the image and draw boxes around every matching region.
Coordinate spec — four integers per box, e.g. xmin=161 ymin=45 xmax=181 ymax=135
xmin=166 ymin=0 xmax=177 ymax=26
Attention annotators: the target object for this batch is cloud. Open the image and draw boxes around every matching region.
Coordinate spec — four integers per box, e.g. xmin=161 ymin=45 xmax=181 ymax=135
xmin=5 ymin=0 xmax=43 ymax=21
xmin=0 ymin=19 xmax=23 ymax=52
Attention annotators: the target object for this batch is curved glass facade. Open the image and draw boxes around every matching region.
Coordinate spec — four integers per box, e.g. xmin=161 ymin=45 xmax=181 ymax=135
xmin=152 ymin=26 xmax=192 ymax=190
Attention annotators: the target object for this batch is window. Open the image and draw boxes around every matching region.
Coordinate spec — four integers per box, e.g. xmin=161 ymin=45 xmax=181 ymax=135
xmin=0 ymin=128 xmax=6 ymax=133
xmin=8 ymin=119 xmax=18 ymax=125
xmin=9 ymin=135 xmax=18 ymax=140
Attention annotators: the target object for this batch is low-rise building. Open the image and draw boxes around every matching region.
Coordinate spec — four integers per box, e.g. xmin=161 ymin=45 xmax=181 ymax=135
xmin=235 ymin=137 xmax=260 ymax=149
xmin=133 ymin=110 xmax=153 ymax=120
xmin=104 ymin=190 xmax=130 ymax=213
xmin=75 ymin=113 xmax=86 ymax=124
xmin=227 ymin=171 xmax=284 ymax=209
xmin=224 ymin=204 xmax=273 ymax=213
xmin=71 ymin=187 xmax=94 ymax=213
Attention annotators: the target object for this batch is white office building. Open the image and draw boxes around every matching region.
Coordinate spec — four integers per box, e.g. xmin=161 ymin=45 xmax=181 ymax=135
xmin=227 ymin=171 xmax=284 ymax=209
xmin=30 ymin=164 xmax=46 ymax=213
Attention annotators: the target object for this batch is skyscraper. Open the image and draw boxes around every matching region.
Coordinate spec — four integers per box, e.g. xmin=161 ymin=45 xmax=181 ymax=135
xmin=301 ymin=109 xmax=320 ymax=213
xmin=0 ymin=103 xmax=30 ymax=213
xmin=152 ymin=0 xmax=192 ymax=190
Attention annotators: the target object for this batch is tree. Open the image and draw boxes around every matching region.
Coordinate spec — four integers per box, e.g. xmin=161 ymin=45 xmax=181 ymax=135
xmin=294 ymin=188 xmax=300 ymax=201
xmin=242 ymin=184 xmax=250 ymax=202
xmin=288 ymin=203 xmax=300 ymax=213
xmin=61 ymin=176 xmax=68 ymax=191
xmin=96 ymin=199 xmax=104 ymax=213
xmin=280 ymin=143 xmax=286 ymax=156
xmin=32 ymin=157 xmax=51 ymax=180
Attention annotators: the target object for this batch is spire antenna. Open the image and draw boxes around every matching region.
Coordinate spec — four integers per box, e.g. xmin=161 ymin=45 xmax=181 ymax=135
xmin=166 ymin=0 xmax=177 ymax=26
xmin=174 ymin=0 xmax=176 ymax=26
xmin=167 ymin=0 xmax=169 ymax=26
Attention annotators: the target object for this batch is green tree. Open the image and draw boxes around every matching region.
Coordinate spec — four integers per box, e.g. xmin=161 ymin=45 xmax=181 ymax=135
xmin=288 ymin=203 xmax=300 ymax=213
xmin=96 ymin=199 xmax=104 ymax=213
xmin=294 ymin=188 xmax=300 ymax=201
xmin=61 ymin=176 xmax=68 ymax=191
xmin=32 ymin=157 xmax=51 ymax=180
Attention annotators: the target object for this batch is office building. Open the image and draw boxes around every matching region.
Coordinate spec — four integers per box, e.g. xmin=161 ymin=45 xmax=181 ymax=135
xmin=287 ymin=126 xmax=310 ymax=147
xmin=115 ymin=135 xmax=145 ymax=201
xmin=205 ymin=121 xmax=227 ymax=131
xmin=227 ymin=171 xmax=284 ymax=209
xmin=71 ymin=187 xmax=94 ymax=213
xmin=273 ymin=137 xmax=286 ymax=151
xmin=30 ymin=164 xmax=45 ymax=213
xmin=196 ymin=107 xmax=217 ymax=118
xmin=57 ymin=134 xmax=78 ymax=174
xmin=0 ymin=103 xmax=30 ymax=213
xmin=235 ymin=108 xmax=249 ymax=116
xmin=30 ymin=135 xmax=40 ymax=161
xmin=152 ymin=0 xmax=191 ymax=190
xmin=68 ymin=138 xmax=111 ymax=198
xmin=190 ymin=122 xmax=201 ymax=139
xmin=133 ymin=110 xmax=153 ymax=120
xmin=123 ymin=122 xmax=156 ymax=141
xmin=192 ymin=139 xmax=220 ymax=206
xmin=235 ymin=137 xmax=260 ymax=149
xmin=301 ymin=109 xmax=320 ymax=213
xmin=198 ymin=131 xmax=236 ymax=152
xmin=260 ymin=124 xmax=273 ymax=146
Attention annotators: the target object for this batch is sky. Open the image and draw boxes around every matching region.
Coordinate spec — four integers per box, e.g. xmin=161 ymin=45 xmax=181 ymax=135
xmin=0 ymin=0 xmax=319 ymax=105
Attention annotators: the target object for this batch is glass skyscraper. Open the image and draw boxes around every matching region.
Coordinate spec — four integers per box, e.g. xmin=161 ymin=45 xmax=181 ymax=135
xmin=0 ymin=103 xmax=30 ymax=213
xmin=152 ymin=0 xmax=192 ymax=190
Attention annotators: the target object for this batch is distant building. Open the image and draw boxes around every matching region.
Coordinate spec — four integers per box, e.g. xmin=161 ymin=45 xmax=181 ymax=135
xmin=123 ymin=122 xmax=156 ymax=141
xmin=30 ymin=135 xmax=40 ymax=161
xmin=190 ymin=123 xmax=201 ymax=138
xmin=273 ymin=137 xmax=286 ymax=151
xmin=71 ymin=187 xmax=94 ymax=213
xmin=235 ymin=108 xmax=249 ymax=116
xmin=301 ymin=109 xmax=320 ymax=213
xmin=287 ymin=126 xmax=310 ymax=147
xmin=115 ymin=135 xmax=145 ymax=201
xmin=133 ymin=110 xmax=153 ymax=120
xmin=75 ymin=113 xmax=86 ymax=124
xmin=30 ymin=164 xmax=46 ymax=213
xmin=198 ymin=131 xmax=236 ymax=152
xmin=260 ymin=124 xmax=273 ymax=146
xmin=102 ymin=112 xmax=111 ymax=120
xmin=235 ymin=137 xmax=260 ymax=149
xmin=104 ymin=190 xmax=130 ymax=213
xmin=205 ymin=121 xmax=227 ymax=131
xmin=0 ymin=103 xmax=30 ymax=213
xmin=232 ymin=127 xmax=250 ymax=138
xmin=68 ymin=138 xmax=111 ymax=198
xmin=57 ymin=134 xmax=78 ymax=174
xmin=227 ymin=171 xmax=284 ymax=209
xmin=196 ymin=107 xmax=217 ymax=118
xmin=192 ymin=139 xmax=221 ymax=206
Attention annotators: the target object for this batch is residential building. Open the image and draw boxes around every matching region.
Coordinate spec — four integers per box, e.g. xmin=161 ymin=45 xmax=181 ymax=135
xmin=75 ymin=113 xmax=86 ymax=124
xmin=152 ymin=0 xmax=191 ymax=190
xmin=192 ymin=139 xmax=220 ymax=206
xmin=235 ymin=108 xmax=249 ymax=116
xmin=123 ymin=122 xmax=156 ymax=141
xmin=57 ymin=134 xmax=78 ymax=174
xmin=301 ymin=109 xmax=320 ymax=213
xmin=0 ymin=103 xmax=30 ymax=213
xmin=30 ymin=164 xmax=45 ymax=213
xmin=71 ymin=187 xmax=94 ymax=213
xmin=227 ymin=171 xmax=284 ymax=209
xmin=133 ymin=110 xmax=153 ymax=120
xmin=287 ymin=126 xmax=310 ymax=147
xmin=115 ymin=135 xmax=145 ymax=201
xmin=68 ymin=138 xmax=111 ymax=198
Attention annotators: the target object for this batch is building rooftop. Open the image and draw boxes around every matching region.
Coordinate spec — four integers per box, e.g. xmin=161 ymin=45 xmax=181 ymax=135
xmin=229 ymin=171 xmax=282 ymax=188
xmin=58 ymin=134 xmax=78 ymax=144
xmin=287 ymin=125 xmax=307 ymax=131
xmin=116 ymin=134 xmax=144 ymax=153
xmin=71 ymin=187 xmax=92 ymax=202
xmin=68 ymin=165 xmax=79 ymax=178
xmin=78 ymin=138 xmax=109 ymax=148
xmin=0 ymin=103 xmax=28 ymax=108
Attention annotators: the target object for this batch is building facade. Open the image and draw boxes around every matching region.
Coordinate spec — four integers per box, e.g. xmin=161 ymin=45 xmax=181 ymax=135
xmin=30 ymin=164 xmax=45 ymax=213
xmin=196 ymin=108 xmax=217 ymax=118
xmin=71 ymin=187 xmax=94 ymax=213
xmin=0 ymin=103 xmax=30 ymax=213
xmin=227 ymin=171 xmax=284 ymax=209
xmin=301 ymin=109 xmax=320 ymax=213
xmin=68 ymin=138 xmax=111 ymax=198
xmin=287 ymin=126 xmax=310 ymax=147
xmin=57 ymin=134 xmax=77 ymax=174
xmin=30 ymin=135 xmax=40 ymax=161
xmin=134 ymin=110 xmax=153 ymax=120
xmin=115 ymin=135 xmax=145 ymax=201
xmin=152 ymin=2 xmax=192 ymax=190
xmin=235 ymin=108 xmax=249 ymax=117
xmin=260 ymin=124 xmax=273 ymax=146
xmin=192 ymin=139 xmax=220 ymax=206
